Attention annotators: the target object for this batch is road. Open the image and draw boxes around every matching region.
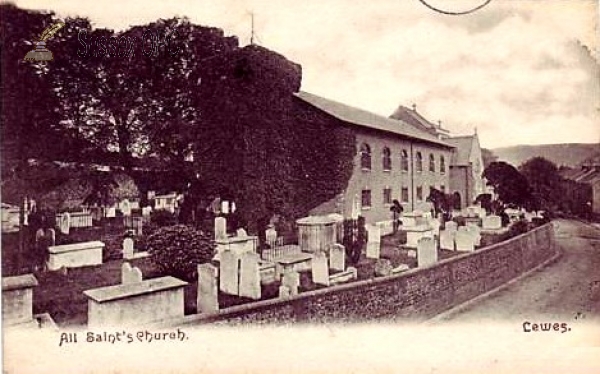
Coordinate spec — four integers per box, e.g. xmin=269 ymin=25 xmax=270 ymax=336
xmin=436 ymin=219 xmax=600 ymax=323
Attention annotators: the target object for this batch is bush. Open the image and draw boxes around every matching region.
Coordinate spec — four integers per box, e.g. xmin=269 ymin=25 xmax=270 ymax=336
xmin=508 ymin=219 xmax=529 ymax=238
xmin=146 ymin=224 xmax=215 ymax=281
xmin=150 ymin=209 xmax=178 ymax=227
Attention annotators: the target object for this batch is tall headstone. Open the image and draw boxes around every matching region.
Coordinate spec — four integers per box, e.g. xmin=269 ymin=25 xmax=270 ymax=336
xmin=440 ymin=230 xmax=455 ymax=251
xmin=106 ymin=207 xmax=116 ymax=218
xmin=238 ymin=252 xmax=261 ymax=300
xmin=329 ymin=243 xmax=346 ymax=272
xmin=374 ymin=259 xmax=393 ymax=277
xmin=265 ymin=226 xmax=277 ymax=246
xmin=311 ymin=251 xmax=330 ymax=286
xmin=197 ymin=263 xmax=219 ymax=314
xmin=121 ymin=199 xmax=131 ymax=216
xmin=214 ymin=217 xmax=227 ymax=240
xmin=483 ymin=215 xmax=502 ymax=230
xmin=417 ymin=237 xmax=437 ymax=267
xmin=219 ymin=250 xmax=239 ymax=295
xmin=59 ymin=212 xmax=70 ymax=235
xmin=221 ymin=201 xmax=230 ymax=215
xmin=467 ymin=225 xmax=482 ymax=246
xmin=366 ymin=224 xmax=381 ymax=259
xmin=430 ymin=218 xmax=441 ymax=237
xmin=123 ymin=237 xmax=134 ymax=259
xmin=281 ymin=268 xmax=300 ymax=296
xmin=455 ymin=230 xmax=475 ymax=252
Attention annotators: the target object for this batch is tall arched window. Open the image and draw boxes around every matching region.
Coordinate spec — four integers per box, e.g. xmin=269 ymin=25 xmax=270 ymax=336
xmin=415 ymin=152 xmax=423 ymax=172
xmin=401 ymin=150 xmax=409 ymax=172
xmin=440 ymin=155 xmax=446 ymax=174
xmin=429 ymin=154 xmax=435 ymax=172
xmin=360 ymin=143 xmax=371 ymax=170
xmin=382 ymin=147 xmax=391 ymax=171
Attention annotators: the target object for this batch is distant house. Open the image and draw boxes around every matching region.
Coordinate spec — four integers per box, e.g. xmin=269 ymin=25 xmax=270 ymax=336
xmin=151 ymin=192 xmax=182 ymax=213
xmin=562 ymin=153 xmax=600 ymax=214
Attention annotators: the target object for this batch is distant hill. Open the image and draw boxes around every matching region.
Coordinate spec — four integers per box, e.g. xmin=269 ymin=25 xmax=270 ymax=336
xmin=492 ymin=143 xmax=600 ymax=168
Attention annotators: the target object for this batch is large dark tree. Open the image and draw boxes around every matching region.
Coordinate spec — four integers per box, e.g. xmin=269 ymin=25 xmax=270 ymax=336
xmin=483 ymin=161 xmax=532 ymax=209
xmin=518 ymin=157 xmax=563 ymax=212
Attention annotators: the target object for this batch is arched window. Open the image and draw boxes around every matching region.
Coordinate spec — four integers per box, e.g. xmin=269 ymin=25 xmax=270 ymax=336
xmin=360 ymin=143 xmax=371 ymax=170
xmin=429 ymin=154 xmax=435 ymax=172
xmin=382 ymin=147 xmax=391 ymax=171
xmin=415 ymin=152 xmax=423 ymax=172
xmin=401 ymin=150 xmax=409 ymax=171
xmin=440 ymin=155 xmax=446 ymax=174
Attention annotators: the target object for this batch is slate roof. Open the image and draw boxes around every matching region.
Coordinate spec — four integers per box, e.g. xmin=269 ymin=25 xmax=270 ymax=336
xmin=445 ymin=136 xmax=475 ymax=166
xmin=294 ymin=91 xmax=453 ymax=148
xmin=389 ymin=105 xmax=449 ymax=134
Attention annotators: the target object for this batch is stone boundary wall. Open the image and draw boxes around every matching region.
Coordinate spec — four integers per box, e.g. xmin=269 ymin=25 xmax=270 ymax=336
xmin=172 ymin=223 xmax=557 ymax=326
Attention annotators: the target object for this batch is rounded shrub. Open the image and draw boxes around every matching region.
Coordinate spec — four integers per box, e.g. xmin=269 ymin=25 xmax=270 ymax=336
xmin=146 ymin=224 xmax=216 ymax=281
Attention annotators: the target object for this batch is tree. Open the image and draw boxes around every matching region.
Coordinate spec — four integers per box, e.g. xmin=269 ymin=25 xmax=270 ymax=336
xmin=482 ymin=161 xmax=532 ymax=209
xmin=519 ymin=157 xmax=563 ymax=213
xmin=426 ymin=187 xmax=452 ymax=217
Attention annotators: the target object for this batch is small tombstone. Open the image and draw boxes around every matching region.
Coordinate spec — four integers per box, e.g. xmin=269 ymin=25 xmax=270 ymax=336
xmin=279 ymin=285 xmax=291 ymax=299
xmin=238 ymin=252 xmax=261 ymax=300
xmin=445 ymin=221 xmax=457 ymax=233
xmin=105 ymin=207 xmax=116 ymax=218
xmin=219 ymin=250 xmax=239 ymax=295
xmin=347 ymin=266 xmax=358 ymax=280
xmin=311 ymin=251 xmax=330 ymax=286
xmin=221 ymin=201 xmax=230 ymax=215
xmin=121 ymin=199 xmax=132 ymax=216
xmin=329 ymin=243 xmax=346 ymax=272
xmin=121 ymin=262 xmax=143 ymax=284
xmin=281 ymin=268 xmax=300 ymax=296
xmin=430 ymin=218 xmax=441 ymax=237
xmin=46 ymin=228 xmax=56 ymax=246
xmin=236 ymin=228 xmax=248 ymax=237
xmin=407 ymin=250 xmax=417 ymax=258
xmin=417 ymin=237 xmax=437 ymax=267
xmin=455 ymin=230 xmax=475 ymax=252
xmin=374 ymin=258 xmax=393 ymax=277
xmin=35 ymin=228 xmax=45 ymax=243
xmin=197 ymin=263 xmax=219 ymax=314
xmin=142 ymin=206 xmax=152 ymax=216
xmin=440 ymin=230 xmax=455 ymax=251
xmin=265 ymin=226 xmax=277 ymax=246
xmin=59 ymin=212 xmax=70 ymax=235
xmin=214 ymin=217 xmax=227 ymax=240
xmin=467 ymin=225 xmax=482 ymax=246
xmin=483 ymin=215 xmax=502 ymax=230
xmin=123 ymin=237 xmax=134 ymax=259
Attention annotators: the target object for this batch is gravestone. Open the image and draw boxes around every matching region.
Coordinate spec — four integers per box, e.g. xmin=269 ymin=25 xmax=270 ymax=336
xmin=47 ymin=228 xmax=56 ymax=246
xmin=279 ymin=285 xmax=291 ymax=298
xmin=374 ymin=258 xmax=393 ymax=277
xmin=483 ymin=215 xmax=502 ymax=230
xmin=236 ymin=228 xmax=248 ymax=237
xmin=121 ymin=262 xmax=143 ymax=284
xmin=197 ymin=263 xmax=219 ymax=314
xmin=366 ymin=224 xmax=381 ymax=259
xmin=440 ymin=230 xmax=455 ymax=251
xmin=430 ymin=218 xmax=441 ymax=237
xmin=265 ymin=226 xmax=277 ymax=247
xmin=445 ymin=221 xmax=457 ymax=233
xmin=59 ymin=212 xmax=70 ymax=235
xmin=238 ymin=252 xmax=261 ymax=300
xmin=105 ymin=207 xmax=116 ymax=218
xmin=142 ymin=206 xmax=152 ymax=216
xmin=311 ymin=251 xmax=330 ymax=286
xmin=407 ymin=250 xmax=417 ymax=258
xmin=123 ymin=237 xmax=134 ymax=259
xmin=221 ymin=201 xmax=230 ymax=215
xmin=455 ymin=230 xmax=475 ymax=252
xmin=121 ymin=199 xmax=131 ymax=216
xmin=347 ymin=266 xmax=358 ymax=280
xmin=329 ymin=243 xmax=346 ymax=272
xmin=281 ymin=268 xmax=300 ymax=296
xmin=458 ymin=226 xmax=469 ymax=232
xmin=467 ymin=225 xmax=482 ymax=246
xmin=417 ymin=237 xmax=437 ymax=267
xmin=214 ymin=217 xmax=227 ymax=240
xmin=219 ymin=251 xmax=239 ymax=295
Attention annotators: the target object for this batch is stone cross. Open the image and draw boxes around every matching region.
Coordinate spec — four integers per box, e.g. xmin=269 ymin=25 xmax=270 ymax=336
xmin=197 ymin=263 xmax=219 ymax=314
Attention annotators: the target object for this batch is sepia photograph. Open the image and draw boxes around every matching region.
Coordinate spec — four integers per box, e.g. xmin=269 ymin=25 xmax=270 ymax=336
xmin=2 ymin=0 xmax=599 ymax=373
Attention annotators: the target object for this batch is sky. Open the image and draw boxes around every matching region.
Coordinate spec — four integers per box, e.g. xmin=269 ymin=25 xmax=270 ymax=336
xmin=14 ymin=0 xmax=600 ymax=149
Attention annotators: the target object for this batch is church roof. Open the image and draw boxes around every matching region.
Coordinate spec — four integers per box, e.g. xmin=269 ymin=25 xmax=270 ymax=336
xmin=294 ymin=91 xmax=453 ymax=148
xmin=445 ymin=136 xmax=475 ymax=166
